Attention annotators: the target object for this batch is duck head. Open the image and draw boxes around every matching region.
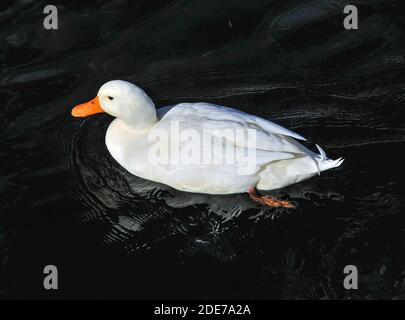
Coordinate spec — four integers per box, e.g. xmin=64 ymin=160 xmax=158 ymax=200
xmin=71 ymin=80 xmax=157 ymax=129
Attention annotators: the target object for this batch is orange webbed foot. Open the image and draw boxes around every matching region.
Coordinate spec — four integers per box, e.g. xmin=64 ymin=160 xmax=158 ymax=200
xmin=247 ymin=187 xmax=295 ymax=209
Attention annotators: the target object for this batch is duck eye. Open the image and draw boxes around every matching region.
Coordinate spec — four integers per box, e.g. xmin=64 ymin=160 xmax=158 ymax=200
xmin=108 ymin=96 xmax=114 ymax=100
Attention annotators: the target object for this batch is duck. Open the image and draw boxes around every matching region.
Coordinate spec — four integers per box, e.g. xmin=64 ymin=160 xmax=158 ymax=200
xmin=71 ymin=80 xmax=343 ymax=208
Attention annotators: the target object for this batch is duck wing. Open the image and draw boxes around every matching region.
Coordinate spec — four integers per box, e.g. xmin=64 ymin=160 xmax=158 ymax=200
xmin=157 ymin=102 xmax=309 ymax=155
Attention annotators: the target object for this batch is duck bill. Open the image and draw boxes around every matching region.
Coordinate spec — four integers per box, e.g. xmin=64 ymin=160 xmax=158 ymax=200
xmin=71 ymin=96 xmax=105 ymax=117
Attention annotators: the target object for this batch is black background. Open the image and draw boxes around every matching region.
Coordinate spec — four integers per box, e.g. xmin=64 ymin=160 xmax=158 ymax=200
xmin=0 ymin=0 xmax=404 ymax=299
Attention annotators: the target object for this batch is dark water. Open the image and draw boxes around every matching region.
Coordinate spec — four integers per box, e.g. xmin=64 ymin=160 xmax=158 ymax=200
xmin=1 ymin=0 xmax=404 ymax=299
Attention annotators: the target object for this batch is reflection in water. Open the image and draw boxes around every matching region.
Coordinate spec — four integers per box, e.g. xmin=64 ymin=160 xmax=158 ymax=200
xmin=0 ymin=0 xmax=404 ymax=299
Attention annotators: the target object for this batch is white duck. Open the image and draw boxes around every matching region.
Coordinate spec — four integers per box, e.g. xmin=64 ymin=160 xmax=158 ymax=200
xmin=72 ymin=80 xmax=343 ymax=208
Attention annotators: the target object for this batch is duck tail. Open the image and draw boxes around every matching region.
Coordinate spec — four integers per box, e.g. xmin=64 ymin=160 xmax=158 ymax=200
xmin=313 ymin=144 xmax=344 ymax=175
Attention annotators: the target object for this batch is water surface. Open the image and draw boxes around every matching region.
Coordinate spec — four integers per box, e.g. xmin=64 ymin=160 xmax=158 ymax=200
xmin=0 ymin=0 xmax=404 ymax=299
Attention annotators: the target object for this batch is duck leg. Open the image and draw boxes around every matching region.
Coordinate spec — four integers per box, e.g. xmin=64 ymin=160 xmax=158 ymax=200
xmin=247 ymin=187 xmax=295 ymax=208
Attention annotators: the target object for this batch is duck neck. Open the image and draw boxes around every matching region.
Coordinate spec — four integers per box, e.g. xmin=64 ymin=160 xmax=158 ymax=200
xmin=125 ymin=101 xmax=158 ymax=131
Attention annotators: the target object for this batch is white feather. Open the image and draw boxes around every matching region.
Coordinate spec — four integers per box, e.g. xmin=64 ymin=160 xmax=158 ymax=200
xmin=97 ymin=80 xmax=345 ymax=194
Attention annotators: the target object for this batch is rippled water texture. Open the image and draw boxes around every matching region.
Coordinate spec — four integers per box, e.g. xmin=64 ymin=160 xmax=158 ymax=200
xmin=1 ymin=0 xmax=404 ymax=299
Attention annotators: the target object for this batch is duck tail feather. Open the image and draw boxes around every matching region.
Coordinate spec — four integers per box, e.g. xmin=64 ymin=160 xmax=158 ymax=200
xmin=313 ymin=144 xmax=344 ymax=173
xmin=315 ymin=144 xmax=327 ymax=161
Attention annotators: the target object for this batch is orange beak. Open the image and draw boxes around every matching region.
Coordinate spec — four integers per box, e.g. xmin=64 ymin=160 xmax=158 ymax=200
xmin=71 ymin=96 xmax=105 ymax=117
